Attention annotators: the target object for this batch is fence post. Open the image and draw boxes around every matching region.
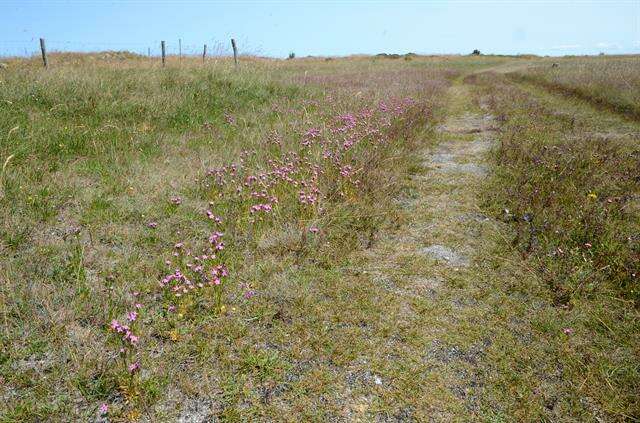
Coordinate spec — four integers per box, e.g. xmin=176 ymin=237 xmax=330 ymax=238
xmin=202 ymin=44 xmax=207 ymax=63
xmin=161 ymin=41 xmax=166 ymax=67
xmin=179 ymin=38 xmax=182 ymax=60
xmin=231 ymin=38 xmax=238 ymax=68
xmin=39 ymin=38 xmax=48 ymax=68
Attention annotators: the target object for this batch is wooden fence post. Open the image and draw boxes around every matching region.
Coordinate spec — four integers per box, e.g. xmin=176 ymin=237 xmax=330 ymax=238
xmin=202 ymin=44 xmax=207 ymax=63
xmin=161 ymin=41 xmax=166 ymax=67
xmin=39 ymin=38 xmax=48 ymax=68
xmin=231 ymin=38 xmax=238 ymax=67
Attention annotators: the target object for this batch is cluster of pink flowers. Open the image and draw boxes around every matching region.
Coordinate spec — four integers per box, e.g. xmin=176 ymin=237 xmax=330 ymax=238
xmin=208 ymin=231 xmax=225 ymax=251
xmin=152 ymin=195 xmax=233 ymax=319
xmin=160 ymin=269 xmax=193 ymax=296
xmin=206 ymin=210 xmax=223 ymax=223
xmin=250 ymin=203 xmax=273 ymax=214
xmin=340 ymin=165 xmax=353 ymax=178
xmin=334 ymin=113 xmax=357 ymax=133
xmin=210 ymin=264 xmax=229 ymax=286
xmin=302 ymin=127 xmax=321 ymax=146
xmin=107 ymin=296 xmax=143 ymax=376
xmin=109 ymin=319 xmax=140 ymax=346
xmin=224 ymin=112 xmax=236 ymax=125
xmin=103 ymin=95 xmax=421 ymax=413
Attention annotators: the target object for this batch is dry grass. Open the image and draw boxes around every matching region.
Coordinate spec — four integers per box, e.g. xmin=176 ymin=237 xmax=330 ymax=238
xmin=2 ymin=52 xmax=638 ymax=421
xmin=510 ymin=55 xmax=640 ymax=119
xmin=471 ymin=70 xmax=640 ymax=420
xmin=0 ymin=52 xmax=460 ymax=421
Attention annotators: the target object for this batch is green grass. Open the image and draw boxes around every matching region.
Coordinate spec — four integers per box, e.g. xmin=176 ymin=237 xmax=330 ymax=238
xmin=471 ymin=70 xmax=640 ymax=420
xmin=0 ymin=53 xmax=457 ymax=421
xmin=1 ymin=52 xmax=639 ymax=421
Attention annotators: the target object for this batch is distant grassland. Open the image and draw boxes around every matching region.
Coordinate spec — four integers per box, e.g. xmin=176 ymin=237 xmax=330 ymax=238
xmin=510 ymin=55 xmax=640 ymax=119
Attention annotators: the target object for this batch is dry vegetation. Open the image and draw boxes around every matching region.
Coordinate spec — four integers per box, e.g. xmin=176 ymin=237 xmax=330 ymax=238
xmin=470 ymin=69 xmax=640 ymax=420
xmin=510 ymin=55 xmax=640 ymax=118
xmin=0 ymin=53 xmax=455 ymax=421
xmin=0 ymin=52 xmax=638 ymax=421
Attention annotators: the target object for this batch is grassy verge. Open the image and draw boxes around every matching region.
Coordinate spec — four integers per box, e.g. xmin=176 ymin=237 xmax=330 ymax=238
xmin=470 ymin=71 xmax=640 ymax=420
xmin=0 ymin=55 xmax=455 ymax=420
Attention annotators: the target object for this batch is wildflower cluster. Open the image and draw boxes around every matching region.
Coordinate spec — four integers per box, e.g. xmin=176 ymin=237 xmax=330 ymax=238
xmin=107 ymin=294 xmax=143 ymax=377
xmin=160 ymin=222 xmax=230 ymax=311
xmin=101 ymin=93 xmax=424 ymax=415
xmin=199 ymin=96 xmax=421 ymax=233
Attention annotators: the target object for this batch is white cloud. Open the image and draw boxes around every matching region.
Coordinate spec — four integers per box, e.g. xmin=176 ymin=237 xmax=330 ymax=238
xmin=596 ymin=42 xmax=620 ymax=49
xmin=550 ymin=44 xmax=581 ymax=50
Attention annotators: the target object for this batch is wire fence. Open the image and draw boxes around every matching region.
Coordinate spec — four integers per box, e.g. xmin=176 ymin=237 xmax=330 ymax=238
xmin=0 ymin=36 xmax=262 ymax=59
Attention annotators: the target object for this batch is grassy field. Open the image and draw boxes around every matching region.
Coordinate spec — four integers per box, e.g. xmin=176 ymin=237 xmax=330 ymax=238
xmin=0 ymin=53 xmax=456 ymax=421
xmin=470 ymin=69 xmax=640 ymax=420
xmin=509 ymin=55 xmax=640 ymax=119
xmin=1 ymin=53 xmax=638 ymax=421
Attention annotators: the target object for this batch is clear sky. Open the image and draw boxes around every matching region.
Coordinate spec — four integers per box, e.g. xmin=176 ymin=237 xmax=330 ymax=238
xmin=1 ymin=1 xmax=639 ymax=58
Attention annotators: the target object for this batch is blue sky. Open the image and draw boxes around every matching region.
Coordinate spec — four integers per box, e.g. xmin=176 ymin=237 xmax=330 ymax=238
xmin=1 ymin=1 xmax=638 ymax=57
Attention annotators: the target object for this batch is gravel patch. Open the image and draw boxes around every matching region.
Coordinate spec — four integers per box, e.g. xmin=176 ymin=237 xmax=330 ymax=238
xmin=177 ymin=398 xmax=217 ymax=423
xmin=420 ymin=244 xmax=469 ymax=267
xmin=435 ymin=162 xmax=488 ymax=176
xmin=456 ymin=213 xmax=491 ymax=223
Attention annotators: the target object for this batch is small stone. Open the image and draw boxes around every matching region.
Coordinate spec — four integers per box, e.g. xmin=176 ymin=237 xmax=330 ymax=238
xmin=420 ymin=245 xmax=469 ymax=267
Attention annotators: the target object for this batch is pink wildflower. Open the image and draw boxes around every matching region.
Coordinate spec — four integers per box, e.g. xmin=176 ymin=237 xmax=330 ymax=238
xmin=340 ymin=165 xmax=353 ymax=178
xmin=128 ymin=361 xmax=140 ymax=374
xmin=147 ymin=221 xmax=158 ymax=229
xmin=99 ymin=403 xmax=108 ymax=415
xmin=224 ymin=112 xmax=236 ymax=125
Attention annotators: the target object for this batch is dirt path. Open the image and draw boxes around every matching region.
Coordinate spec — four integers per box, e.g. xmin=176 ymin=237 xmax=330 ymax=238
xmin=340 ymin=80 xmax=530 ymax=420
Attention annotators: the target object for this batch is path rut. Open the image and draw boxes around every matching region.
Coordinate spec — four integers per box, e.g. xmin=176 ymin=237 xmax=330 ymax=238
xmin=343 ymin=82 xmax=514 ymax=420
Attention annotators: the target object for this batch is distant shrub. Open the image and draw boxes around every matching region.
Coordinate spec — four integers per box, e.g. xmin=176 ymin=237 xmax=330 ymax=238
xmin=376 ymin=53 xmax=401 ymax=59
xmin=287 ymin=52 xmax=295 ymax=60
xmin=471 ymin=49 xmax=481 ymax=56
